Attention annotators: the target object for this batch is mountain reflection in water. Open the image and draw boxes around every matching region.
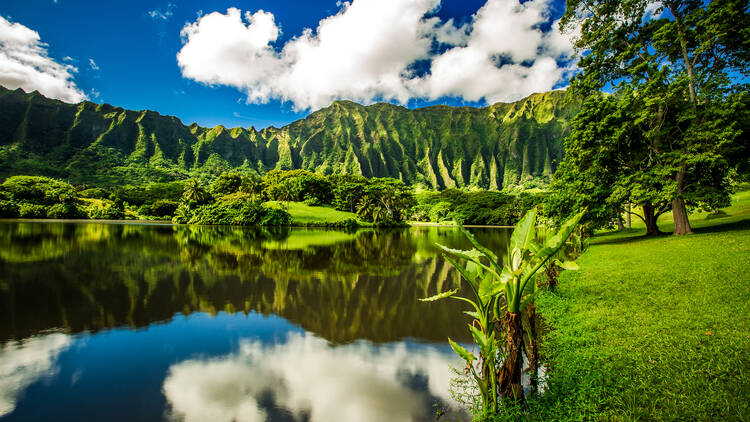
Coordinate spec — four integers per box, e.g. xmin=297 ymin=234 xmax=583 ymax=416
xmin=0 ymin=221 xmax=511 ymax=421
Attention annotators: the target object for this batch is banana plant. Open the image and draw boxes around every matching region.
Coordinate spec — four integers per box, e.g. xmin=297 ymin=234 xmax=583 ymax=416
xmin=419 ymin=246 xmax=501 ymax=414
xmin=422 ymin=208 xmax=584 ymax=405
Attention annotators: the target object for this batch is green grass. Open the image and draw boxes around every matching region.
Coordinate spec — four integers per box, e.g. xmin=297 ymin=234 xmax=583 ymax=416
xmin=524 ymin=191 xmax=750 ymax=421
xmin=264 ymin=201 xmax=364 ymax=226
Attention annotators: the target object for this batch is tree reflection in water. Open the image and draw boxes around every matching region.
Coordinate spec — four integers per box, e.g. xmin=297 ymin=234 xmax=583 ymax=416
xmin=0 ymin=221 xmax=509 ymax=344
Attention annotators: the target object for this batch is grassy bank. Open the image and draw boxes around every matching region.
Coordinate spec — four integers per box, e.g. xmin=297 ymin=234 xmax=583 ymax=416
xmin=525 ymin=191 xmax=750 ymax=420
xmin=265 ymin=201 xmax=365 ymax=226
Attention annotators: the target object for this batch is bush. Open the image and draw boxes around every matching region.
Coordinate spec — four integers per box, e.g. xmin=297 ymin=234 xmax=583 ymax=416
xmin=303 ymin=196 xmax=321 ymax=206
xmin=150 ymin=200 xmax=179 ymax=217
xmin=2 ymin=176 xmax=77 ymax=205
xmin=260 ymin=207 xmax=291 ymax=226
xmin=0 ymin=200 xmax=20 ymax=218
xmin=189 ymin=199 xmax=266 ymax=225
xmin=18 ymin=203 xmax=47 ymax=218
xmin=86 ymin=201 xmax=125 ymax=219
xmin=137 ymin=204 xmax=152 ymax=217
xmin=47 ymin=203 xmax=85 ymax=219
xmin=429 ymin=201 xmax=453 ymax=222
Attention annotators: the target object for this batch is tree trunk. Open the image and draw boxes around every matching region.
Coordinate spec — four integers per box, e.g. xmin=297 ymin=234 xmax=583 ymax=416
xmin=626 ymin=202 xmax=631 ymax=228
xmin=642 ymin=204 xmax=662 ymax=236
xmin=616 ymin=214 xmax=624 ymax=231
xmin=498 ymin=311 xmax=524 ymax=401
xmin=671 ymin=197 xmax=693 ymax=235
xmin=527 ymin=304 xmax=539 ymax=395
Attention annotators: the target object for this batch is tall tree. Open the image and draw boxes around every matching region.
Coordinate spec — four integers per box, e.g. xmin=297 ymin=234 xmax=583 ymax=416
xmin=561 ymin=0 xmax=750 ymax=235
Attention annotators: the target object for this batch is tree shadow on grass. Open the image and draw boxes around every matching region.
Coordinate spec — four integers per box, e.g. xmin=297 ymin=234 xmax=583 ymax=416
xmin=693 ymin=218 xmax=750 ymax=234
xmin=591 ymin=231 xmax=667 ymax=246
xmin=591 ymin=216 xmax=750 ymax=246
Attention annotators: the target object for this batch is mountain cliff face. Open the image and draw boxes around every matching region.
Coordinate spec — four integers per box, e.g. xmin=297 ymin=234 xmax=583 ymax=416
xmin=0 ymin=86 xmax=578 ymax=189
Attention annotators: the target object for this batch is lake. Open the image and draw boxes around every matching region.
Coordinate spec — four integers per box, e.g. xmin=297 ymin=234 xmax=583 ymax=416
xmin=0 ymin=221 xmax=511 ymax=422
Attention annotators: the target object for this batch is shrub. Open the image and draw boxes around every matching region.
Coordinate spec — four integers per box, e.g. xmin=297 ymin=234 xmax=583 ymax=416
xmin=189 ymin=199 xmax=266 ymax=225
xmin=260 ymin=207 xmax=291 ymax=226
xmin=86 ymin=201 xmax=125 ymax=219
xmin=150 ymin=200 xmax=179 ymax=217
xmin=137 ymin=204 xmax=152 ymax=217
xmin=2 ymin=176 xmax=77 ymax=205
xmin=429 ymin=201 xmax=453 ymax=222
xmin=303 ymin=196 xmax=321 ymax=206
xmin=0 ymin=200 xmax=20 ymax=218
xmin=18 ymin=203 xmax=47 ymax=218
xmin=47 ymin=203 xmax=85 ymax=219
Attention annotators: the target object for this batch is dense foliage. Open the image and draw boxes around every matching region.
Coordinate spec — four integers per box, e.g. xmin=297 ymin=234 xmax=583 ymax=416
xmin=555 ymin=0 xmax=750 ymax=234
xmin=412 ymin=189 xmax=544 ymax=225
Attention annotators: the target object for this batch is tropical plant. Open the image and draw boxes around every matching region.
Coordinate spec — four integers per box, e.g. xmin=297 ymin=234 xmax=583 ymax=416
xmin=422 ymin=208 xmax=584 ymax=408
xmin=536 ymin=223 xmax=580 ymax=290
xmin=182 ymin=179 xmax=208 ymax=205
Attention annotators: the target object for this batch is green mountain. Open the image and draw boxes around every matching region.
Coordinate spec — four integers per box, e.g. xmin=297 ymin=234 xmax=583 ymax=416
xmin=0 ymin=85 xmax=579 ymax=189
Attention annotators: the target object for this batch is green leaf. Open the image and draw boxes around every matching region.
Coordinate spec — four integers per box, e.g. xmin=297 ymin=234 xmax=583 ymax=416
xmin=478 ymin=267 xmax=512 ymax=302
xmin=464 ymin=310 xmax=480 ymax=319
xmin=469 ymin=324 xmax=489 ymax=351
xmin=448 ymin=338 xmax=474 ymax=363
xmin=511 ymin=208 xmax=537 ymax=252
xmin=419 ymin=288 xmax=458 ymax=302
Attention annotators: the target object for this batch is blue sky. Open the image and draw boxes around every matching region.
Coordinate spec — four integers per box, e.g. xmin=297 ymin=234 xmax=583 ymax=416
xmin=0 ymin=0 xmax=572 ymax=129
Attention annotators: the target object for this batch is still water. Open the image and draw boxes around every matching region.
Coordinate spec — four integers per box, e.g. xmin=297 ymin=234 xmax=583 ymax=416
xmin=0 ymin=221 xmax=510 ymax=421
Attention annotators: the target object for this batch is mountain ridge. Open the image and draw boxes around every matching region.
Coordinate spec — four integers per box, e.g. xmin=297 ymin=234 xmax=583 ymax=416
xmin=0 ymin=85 xmax=579 ymax=189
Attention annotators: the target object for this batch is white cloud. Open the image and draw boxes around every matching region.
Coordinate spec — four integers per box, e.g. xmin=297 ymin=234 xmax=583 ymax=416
xmin=177 ymin=0 xmax=577 ymax=110
xmin=0 ymin=333 xmax=72 ymax=417
xmin=414 ymin=0 xmax=577 ymax=103
xmin=88 ymin=58 xmax=99 ymax=70
xmin=163 ymin=333 xmax=464 ymax=422
xmin=0 ymin=16 xmax=87 ymax=103
xmin=148 ymin=3 xmax=176 ymax=21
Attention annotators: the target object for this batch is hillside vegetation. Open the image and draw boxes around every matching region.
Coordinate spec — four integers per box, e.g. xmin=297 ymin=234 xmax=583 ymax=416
xmin=0 ymin=86 xmax=578 ymax=189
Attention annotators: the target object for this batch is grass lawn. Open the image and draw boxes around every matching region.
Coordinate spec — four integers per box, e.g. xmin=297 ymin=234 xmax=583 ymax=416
xmin=526 ymin=191 xmax=750 ymax=421
xmin=264 ymin=201 xmax=364 ymax=226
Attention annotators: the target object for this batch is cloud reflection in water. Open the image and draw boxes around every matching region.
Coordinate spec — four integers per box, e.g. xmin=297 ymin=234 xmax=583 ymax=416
xmin=0 ymin=333 xmax=72 ymax=417
xmin=163 ymin=332 xmax=463 ymax=422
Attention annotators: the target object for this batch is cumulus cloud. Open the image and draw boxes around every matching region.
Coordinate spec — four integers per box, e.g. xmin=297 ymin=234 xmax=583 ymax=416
xmin=0 ymin=16 xmax=87 ymax=102
xmin=177 ymin=0 xmax=577 ymax=110
xmin=0 ymin=333 xmax=73 ymax=417
xmin=163 ymin=333 xmax=463 ymax=422
xmin=88 ymin=58 xmax=99 ymax=70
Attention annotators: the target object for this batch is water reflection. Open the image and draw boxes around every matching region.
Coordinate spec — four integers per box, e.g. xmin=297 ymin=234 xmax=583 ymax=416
xmin=0 ymin=333 xmax=71 ymax=417
xmin=0 ymin=221 xmax=511 ymax=421
xmin=0 ymin=222 xmax=510 ymax=344
xmin=163 ymin=333 xmax=462 ymax=422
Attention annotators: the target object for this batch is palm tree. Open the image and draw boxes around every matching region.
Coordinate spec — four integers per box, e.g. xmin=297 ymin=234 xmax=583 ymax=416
xmin=278 ymin=182 xmax=295 ymax=211
xmin=182 ymin=179 xmax=207 ymax=205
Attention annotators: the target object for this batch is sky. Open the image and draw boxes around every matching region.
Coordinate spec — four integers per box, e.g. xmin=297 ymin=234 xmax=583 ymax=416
xmin=0 ymin=0 xmax=574 ymax=129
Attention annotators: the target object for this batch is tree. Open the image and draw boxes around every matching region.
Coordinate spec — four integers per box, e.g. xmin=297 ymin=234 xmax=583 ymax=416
xmin=182 ymin=179 xmax=209 ymax=205
xmin=548 ymin=93 xmax=674 ymax=235
xmin=562 ymin=0 xmax=750 ymax=235
xmin=210 ymin=172 xmax=242 ymax=196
